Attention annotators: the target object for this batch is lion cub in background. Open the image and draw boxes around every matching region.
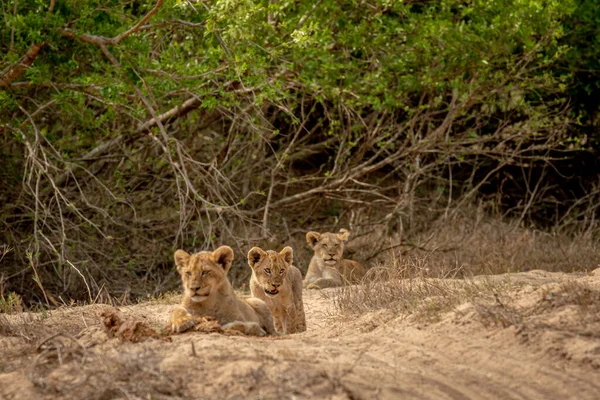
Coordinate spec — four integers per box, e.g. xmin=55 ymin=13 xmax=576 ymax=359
xmin=303 ymin=228 xmax=366 ymax=289
xmin=170 ymin=245 xmax=276 ymax=336
xmin=247 ymin=246 xmax=307 ymax=334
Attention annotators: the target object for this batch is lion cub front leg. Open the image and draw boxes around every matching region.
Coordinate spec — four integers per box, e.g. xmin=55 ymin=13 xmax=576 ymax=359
xmin=292 ymin=272 xmax=307 ymax=332
xmin=170 ymin=306 xmax=195 ymax=333
xmin=306 ymin=277 xmax=342 ymax=290
xmin=273 ymin=316 xmax=284 ymax=333
xmin=302 ymin=277 xmax=315 ymax=289
xmin=281 ymin=304 xmax=300 ymax=334
xmin=245 ymin=297 xmax=277 ymax=336
xmin=294 ymin=300 xmax=307 ymax=332
xmin=222 ymin=321 xmax=266 ymax=337
xmin=306 ymin=267 xmax=343 ymax=290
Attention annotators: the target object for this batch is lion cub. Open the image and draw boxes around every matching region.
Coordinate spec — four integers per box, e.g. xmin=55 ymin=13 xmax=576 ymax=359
xmin=247 ymin=246 xmax=306 ymax=334
xmin=303 ymin=228 xmax=366 ymax=290
xmin=170 ymin=245 xmax=276 ymax=336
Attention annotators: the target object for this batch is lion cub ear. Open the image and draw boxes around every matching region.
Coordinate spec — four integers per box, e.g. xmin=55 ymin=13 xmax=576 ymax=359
xmin=212 ymin=246 xmax=234 ymax=273
xmin=306 ymin=232 xmax=321 ymax=249
xmin=174 ymin=250 xmax=191 ymax=272
xmin=336 ymin=228 xmax=350 ymax=241
xmin=247 ymin=247 xmax=267 ymax=269
xmin=280 ymin=246 xmax=293 ymax=265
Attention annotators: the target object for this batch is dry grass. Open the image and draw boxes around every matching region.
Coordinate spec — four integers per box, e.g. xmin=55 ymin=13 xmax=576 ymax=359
xmin=474 ymin=280 xmax=600 ymax=330
xmin=538 ymin=281 xmax=600 ymax=313
xmin=329 ymin=255 xmax=513 ymax=323
xmin=0 ymin=312 xmax=51 ymax=343
xmin=328 ymin=246 xmax=600 ymax=372
xmin=350 ymin=206 xmax=600 ymax=284
xmin=283 ymin=211 xmax=599 ymax=326
xmin=328 ymin=211 xmax=600 ymax=323
xmin=473 ymin=297 xmax=524 ymax=328
xmin=143 ymin=290 xmax=181 ymax=305
xmin=407 ymin=211 xmax=600 ymax=276
xmin=474 ymin=279 xmax=600 ymax=370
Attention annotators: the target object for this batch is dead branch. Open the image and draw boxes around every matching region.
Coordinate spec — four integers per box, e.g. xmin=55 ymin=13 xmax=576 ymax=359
xmin=137 ymin=96 xmax=201 ymax=131
xmin=262 ymin=104 xmax=311 ymax=235
xmin=36 ymin=332 xmax=85 ymax=352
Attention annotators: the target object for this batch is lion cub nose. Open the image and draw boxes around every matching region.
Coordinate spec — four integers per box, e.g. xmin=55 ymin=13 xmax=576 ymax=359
xmin=272 ymin=283 xmax=281 ymax=288
xmin=190 ymin=284 xmax=201 ymax=291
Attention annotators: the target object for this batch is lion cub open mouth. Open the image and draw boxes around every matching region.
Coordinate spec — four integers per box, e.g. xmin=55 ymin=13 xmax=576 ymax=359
xmin=264 ymin=288 xmax=279 ymax=296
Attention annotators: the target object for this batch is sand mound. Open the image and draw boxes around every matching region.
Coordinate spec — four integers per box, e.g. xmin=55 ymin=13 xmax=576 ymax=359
xmin=1 ymin=271 xmax=599 ymax=399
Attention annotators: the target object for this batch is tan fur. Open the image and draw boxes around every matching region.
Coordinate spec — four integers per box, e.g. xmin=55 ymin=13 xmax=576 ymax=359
xmin=247 ymin=246 xmax=306 ymax=334
xmin=170 ymin=246 xmax=276 ymax=336
xmin=303 ymin=229 xmax=366 ymax=290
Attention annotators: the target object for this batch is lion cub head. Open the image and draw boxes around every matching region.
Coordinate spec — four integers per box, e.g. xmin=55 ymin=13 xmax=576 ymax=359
xmin=247 ymin=246 xmax=293 ymax=296
xmin=306 ymin=229 xmax=350 ymax=266
xmin=174 ymin=246 xmax=234 ymax=303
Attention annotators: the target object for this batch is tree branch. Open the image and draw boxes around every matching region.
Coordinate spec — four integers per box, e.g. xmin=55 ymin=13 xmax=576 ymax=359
xmin=295 ymin=0 xmax=324 ymax=30
xmin=0 ymin=0 xmax=62 ymax=87
xmin=59 ymin=0 xmax=165 ymax=66
xmin=54 ymin=96 xmax=203 ymax=187
xmin=0 ymin=42 xmax=45 ymax=87
xmin=114 ymin=0 xmax=164 ymax=44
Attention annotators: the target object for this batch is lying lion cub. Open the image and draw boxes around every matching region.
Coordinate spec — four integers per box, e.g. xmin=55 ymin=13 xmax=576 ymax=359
xmin=170 ymin=246 xmax=276 ymax=336
xmin=303 ymin=228 xmax=366 ymax=289
xmin=247 ymin=246 xmax=307 ymax=334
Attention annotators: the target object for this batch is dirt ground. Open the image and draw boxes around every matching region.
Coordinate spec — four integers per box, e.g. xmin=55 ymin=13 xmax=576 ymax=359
xmin=1 ymin=269 xmax=600 ymax=400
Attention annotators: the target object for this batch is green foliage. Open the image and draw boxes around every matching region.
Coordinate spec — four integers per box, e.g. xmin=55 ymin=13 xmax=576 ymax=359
xmin=0 ymin=0 xmax=587 ymax=128
xmin=559 ymin=0 xmax=600 ymax=125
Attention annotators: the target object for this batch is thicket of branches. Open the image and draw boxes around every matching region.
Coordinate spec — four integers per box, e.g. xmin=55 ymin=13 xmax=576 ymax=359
xmin=1 ymin=0 xmax=599 ymax=306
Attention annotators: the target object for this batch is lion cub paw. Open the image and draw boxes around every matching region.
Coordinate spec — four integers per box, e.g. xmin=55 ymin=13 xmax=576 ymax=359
xmin=172 ymin=314 xmax=195 ymax=333
xmin=306 ymin=283 xmax=322 ymax=290
xmin=223 ymin=321 xmax=266 ymax=337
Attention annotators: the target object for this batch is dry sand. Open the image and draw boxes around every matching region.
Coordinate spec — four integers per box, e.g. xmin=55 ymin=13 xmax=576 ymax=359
xmin=1 ymin=269 xmax=599 ymax=399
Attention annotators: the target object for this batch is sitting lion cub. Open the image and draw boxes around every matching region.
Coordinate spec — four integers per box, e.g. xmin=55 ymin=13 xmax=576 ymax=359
xmin=303 ymin=228 xmax=366 ymax=289
xmin=247 ymin=246 xmax=306 ymax=334
xmin=170 ymin=245 xmax=276 ymax=336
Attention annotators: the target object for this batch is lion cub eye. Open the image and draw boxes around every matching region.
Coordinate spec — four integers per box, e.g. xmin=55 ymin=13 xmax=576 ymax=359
xmin=322 ymin=244 xmax=329 ymax=249
xmin=201 ymin=270 xmax=209 ymax=277
xmin=279 ymin=269 xmax=285 ymax=275
xmin=264 ymin=268 xmax=271 ymax=275
xmin=185 ymin=271 xmax=192 ymax=277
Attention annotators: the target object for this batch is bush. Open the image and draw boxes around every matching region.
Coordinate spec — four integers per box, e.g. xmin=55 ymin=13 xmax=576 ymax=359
xmin=1 ymin=0 xmax=599 ymax=305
